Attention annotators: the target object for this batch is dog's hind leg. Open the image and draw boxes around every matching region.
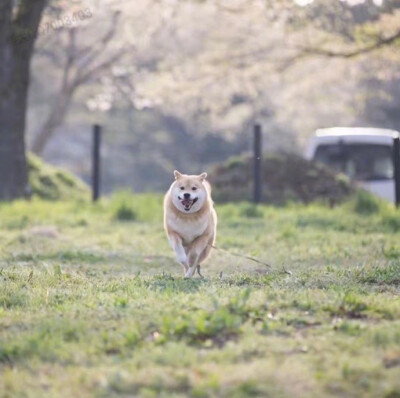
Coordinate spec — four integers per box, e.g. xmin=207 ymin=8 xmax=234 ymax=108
xmin=181 ymin=262 xmax=189 ymax=273
xmin=185 ymin=261 xmax=198 ymax=278
xmin=185 ymin=236 xmax=209 ymax=278
xmin=196 ymin=265 xmax=204 ymax=278
xmin=185 ymin=252 xmax=201 ymax=278
xmin=194 ymin=238 xmax=213 ymax=278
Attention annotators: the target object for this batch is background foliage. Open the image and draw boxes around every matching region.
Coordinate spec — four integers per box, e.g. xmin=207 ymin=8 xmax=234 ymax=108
xmin=26 ymin=0 xmax=400 ymax=192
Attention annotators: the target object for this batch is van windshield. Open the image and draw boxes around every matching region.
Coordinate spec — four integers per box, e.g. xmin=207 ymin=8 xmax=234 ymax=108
xmin=314 ymin=143 xmax=393 ymax=181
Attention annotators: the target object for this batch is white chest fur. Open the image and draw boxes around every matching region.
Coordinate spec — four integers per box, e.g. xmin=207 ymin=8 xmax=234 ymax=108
xmin=168 ymin=213 xmax=208 ymax=245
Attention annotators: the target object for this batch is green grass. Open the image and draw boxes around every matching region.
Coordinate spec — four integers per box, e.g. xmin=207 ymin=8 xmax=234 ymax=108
xmin=0 ymin=193 xmax=400 ymax=397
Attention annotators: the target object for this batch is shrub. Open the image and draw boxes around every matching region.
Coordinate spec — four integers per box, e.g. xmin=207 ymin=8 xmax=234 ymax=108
xmin=351 ymin=190 xmax=382 ymax=215
xmin=114 ymin=203 xmax=137 ymax=221
xmin=27 ymin=153 xmax=89 ymax=201
xmin=239 ymin=204 xmax=264 ymax=218
xmin=210 ymin=152 xmax=356 ymax=204
xmin=111 ymin=191 xmax=138 ymax=221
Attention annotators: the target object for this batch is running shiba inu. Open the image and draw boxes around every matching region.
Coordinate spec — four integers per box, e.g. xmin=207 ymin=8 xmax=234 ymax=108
xmin=164 ymin=170 xmax=217 ymax=278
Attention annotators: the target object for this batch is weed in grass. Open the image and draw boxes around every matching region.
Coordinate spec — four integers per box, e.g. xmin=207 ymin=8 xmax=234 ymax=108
xmin=124 ymin=329 xmax=142 ymax=348
xmin=325 ymin=293 xmax=368 ymax=319
xmin=4 ymin=214 xmax=30 ymax=230
xmin=279 ymin=224 xmax=297 ymax=239
xmin=359 ymin=263 xmax=400 ymax=285
xmin=0 ymin=289 xmax=28 ymax=308
xmin=160 ymin=307 xmax=243 ymax=346
xmin=371 ymin=329 xmax=400 ymax=348
xmin=383 ymin=245 xmax=400 ymax=260
xmin=382 ymin=212 xmax=400 ymax=232
xmin=114 ymin=297 xmax=129 ymax=308
xmin=231 ymin=381 xmax=265 ymax=397
xmin=334 ymin=320 xmax=364 ymax=335
xmin=385 ymin=390 xmax=400 ymax=398
xmin=159 ymin=290 xmax=251 ymax=346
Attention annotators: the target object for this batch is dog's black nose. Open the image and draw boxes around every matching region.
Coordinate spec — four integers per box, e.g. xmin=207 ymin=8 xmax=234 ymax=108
xmin=184 ymin=193 xmax=190 ymax=199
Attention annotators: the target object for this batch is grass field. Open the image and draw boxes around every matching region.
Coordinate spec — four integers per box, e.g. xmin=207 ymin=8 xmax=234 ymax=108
xmin=1 ymin=192 xmax=400 ymax=398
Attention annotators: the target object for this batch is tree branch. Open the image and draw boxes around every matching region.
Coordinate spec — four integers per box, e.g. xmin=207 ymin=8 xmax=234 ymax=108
xmin=62 ymin=28 xmax=76 ymax=90
xmin=300 ymin=29 xmax=400 ymax=58
xmin=35 ymin=47 xmax=65 ymax=68
xmin=74 ymin=11 xmax=121 ymax=70
xmin=73 ymin=49 xmax=126 ymax=87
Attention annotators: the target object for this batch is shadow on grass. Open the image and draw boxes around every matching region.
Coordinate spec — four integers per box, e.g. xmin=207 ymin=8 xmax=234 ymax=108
xmin=143 ymin=274 xmax=208 ymax=293
xmin=141 ymin=271 xmax=284 ymax=292
xmin=8 ymin=250 xmax=109 ymax=264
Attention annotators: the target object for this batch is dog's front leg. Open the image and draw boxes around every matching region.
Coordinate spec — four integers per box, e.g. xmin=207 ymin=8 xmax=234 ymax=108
xmin=168 ymin=232 xmax=188 ymax=272
xmin=185 ymin=236 xmax=209 ymax=278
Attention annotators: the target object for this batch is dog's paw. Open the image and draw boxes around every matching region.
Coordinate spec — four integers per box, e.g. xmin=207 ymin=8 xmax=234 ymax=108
xmin=184 ymin=267 xmax=196 ymax=278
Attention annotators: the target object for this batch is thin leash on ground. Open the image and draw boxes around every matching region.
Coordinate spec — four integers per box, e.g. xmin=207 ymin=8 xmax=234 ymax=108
xmin=208 ymin=244 xmax=292 ymax=276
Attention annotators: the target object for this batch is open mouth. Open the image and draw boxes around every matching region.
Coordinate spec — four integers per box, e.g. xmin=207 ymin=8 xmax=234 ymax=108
xmin=179 ymin=197 xmax=198 ymax=211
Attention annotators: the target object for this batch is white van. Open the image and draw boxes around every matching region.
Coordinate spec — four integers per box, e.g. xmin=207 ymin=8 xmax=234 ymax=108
xmin=306 ymin=127 xmax=400 ymax=202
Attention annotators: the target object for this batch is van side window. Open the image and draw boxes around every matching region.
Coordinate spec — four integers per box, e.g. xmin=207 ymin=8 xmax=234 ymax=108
xmin=314 ymin=144 xmax=393 ymax=181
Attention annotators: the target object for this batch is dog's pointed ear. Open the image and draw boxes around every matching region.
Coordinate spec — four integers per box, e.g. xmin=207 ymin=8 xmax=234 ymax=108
xmin=199 ymin=172 xmax=207 ymax=181
xmin=174 ymin=170 xmax=183 ymax=180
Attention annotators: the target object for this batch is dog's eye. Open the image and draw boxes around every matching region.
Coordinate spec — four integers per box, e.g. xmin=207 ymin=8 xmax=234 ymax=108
xmin=192 ymin=187 xmax=197 ymax=191
xmin=180 ymin=187 xmax=185 ymax=190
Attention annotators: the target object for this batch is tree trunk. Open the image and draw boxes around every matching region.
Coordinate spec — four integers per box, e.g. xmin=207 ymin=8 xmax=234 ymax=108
xmin=0 ymin=0 xmax=47 ymax=200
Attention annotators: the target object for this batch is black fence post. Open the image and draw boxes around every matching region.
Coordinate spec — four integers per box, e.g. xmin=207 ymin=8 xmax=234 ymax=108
xmin=393 ymin=135 xmax=400 ymax=208
xmin=253 ymin=124 xmax=262 ymax=204
xmin=92 ymin=124 xmax=102 ymax=202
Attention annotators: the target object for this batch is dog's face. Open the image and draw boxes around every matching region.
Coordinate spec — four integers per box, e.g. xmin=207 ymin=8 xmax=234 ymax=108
xmin=170 ymin=170 xmax=208 ymax=213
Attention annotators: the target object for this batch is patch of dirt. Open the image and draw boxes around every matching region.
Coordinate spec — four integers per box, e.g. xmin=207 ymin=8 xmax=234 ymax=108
xmin=383 ymin=352 xmax=400 ymax=369
xmin=26 ymin=226 xmax=59 ymax=239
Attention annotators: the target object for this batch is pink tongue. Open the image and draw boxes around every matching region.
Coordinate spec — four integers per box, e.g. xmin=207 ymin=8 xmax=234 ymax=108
xmin=182 ymin=199 xmax=192 ymax=206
